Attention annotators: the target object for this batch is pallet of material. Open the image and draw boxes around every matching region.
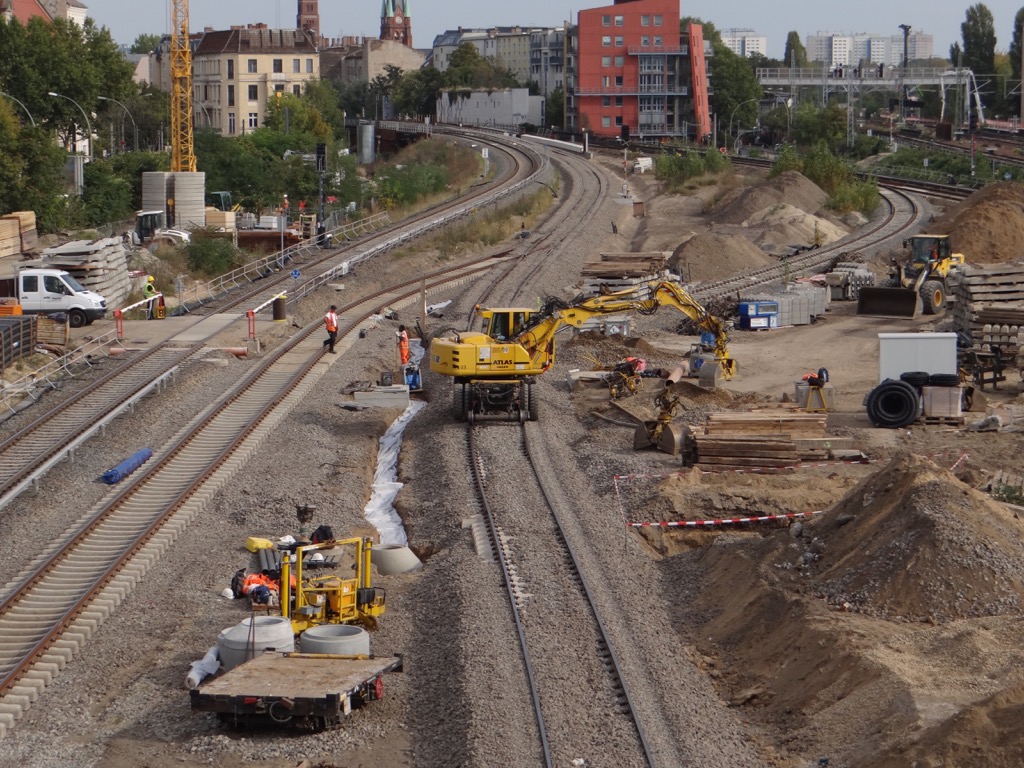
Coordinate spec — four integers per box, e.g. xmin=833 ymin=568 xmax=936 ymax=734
xmin=980 ymin=469 xmax=1023 ymax=494
xmin=581 ymin=252 xmax=670 ymax=279
xmin=190 ymin=651 xmax=403 ymax=728
xmin=702 ymin=412 xmax=827 ymax=437
xmin=692 ymin=435 xmax=799 ymax=468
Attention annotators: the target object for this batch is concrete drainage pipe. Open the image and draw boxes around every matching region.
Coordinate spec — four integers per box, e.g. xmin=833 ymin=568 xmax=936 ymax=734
xmin=370 ymin=544 xmax=423 ymax=575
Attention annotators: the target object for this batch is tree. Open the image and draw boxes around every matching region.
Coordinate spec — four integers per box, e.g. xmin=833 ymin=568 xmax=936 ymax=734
xmin=546 ymin=86 xmax=565 ymax=130
xmin=1010 ymin=7 xmax=1024 ymax=113
xmin=958 ymin=4 xmax=997 ymax=75
xmin=783 ymin=32 xmax=808 ymax=68
xmin=445 ymin=42 xmax=518 ymax=89
xmin=706 ymin=42 xmax=762 ymax=144
xmin=130 ymin=33 xmax=161 ymax=54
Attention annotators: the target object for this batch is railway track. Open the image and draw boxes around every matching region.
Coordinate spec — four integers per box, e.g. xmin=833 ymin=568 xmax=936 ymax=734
xmin=466 ymin=422 xmax=656 ymax=767
xmin=0 ymin=256 xmax=503 ymax=736
xmin=0 ymin=136 xmax=545 ymax=512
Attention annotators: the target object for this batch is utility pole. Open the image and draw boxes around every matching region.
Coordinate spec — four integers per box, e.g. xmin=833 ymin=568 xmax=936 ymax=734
xmin=898 ymin=24 xmax=911 ymax=121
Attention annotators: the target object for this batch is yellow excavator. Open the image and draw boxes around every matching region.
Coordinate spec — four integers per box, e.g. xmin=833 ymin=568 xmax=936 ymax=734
xmin=857 ymin=234 xmax=965 ymax=318
xmin=429 ymin=280 xmax=735 ymax=421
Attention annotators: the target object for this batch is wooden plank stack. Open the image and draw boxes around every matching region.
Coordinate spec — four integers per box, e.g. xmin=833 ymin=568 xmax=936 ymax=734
xmin=581 ymin=252 xmax=673 ymax=294
xmin=0 ymin=212 xmax=39 ymax=256
xmin=683 ymin=411 xmax=830 ymax=470
xmin=954 ymin=263 xmax=1024 ymax=355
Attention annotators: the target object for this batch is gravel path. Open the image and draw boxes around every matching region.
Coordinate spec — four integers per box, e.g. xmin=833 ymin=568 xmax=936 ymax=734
xmin=0 ymin=149 xmax=833 ymax=768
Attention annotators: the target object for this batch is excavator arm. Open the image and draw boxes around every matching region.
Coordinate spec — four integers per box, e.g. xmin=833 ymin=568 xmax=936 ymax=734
xmin=514 ymin=281 xmax=734 ymax=378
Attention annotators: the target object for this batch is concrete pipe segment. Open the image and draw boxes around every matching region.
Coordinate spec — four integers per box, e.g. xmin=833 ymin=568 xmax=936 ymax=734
xmin=299 ymin=624 xmax=371 ymax=655
xmin=370 ymin=544 xmax=423 ymax=575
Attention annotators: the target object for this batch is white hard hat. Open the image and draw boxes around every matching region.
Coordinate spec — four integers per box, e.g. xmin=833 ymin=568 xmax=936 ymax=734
xmin=220 ymin=587 xmax=235 ymax=599
xmin=310 ymin=552 xmax=325 ymax=562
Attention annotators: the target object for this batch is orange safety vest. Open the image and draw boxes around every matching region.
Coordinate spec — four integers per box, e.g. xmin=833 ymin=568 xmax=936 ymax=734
xmin=324 ymin=311 xmax=338 ymax=333
xmin=242 ymin=572 xmax=274 ymax=594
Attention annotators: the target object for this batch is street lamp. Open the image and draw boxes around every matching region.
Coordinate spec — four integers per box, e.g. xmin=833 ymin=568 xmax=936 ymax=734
xmin=729 ymin=98 xmax=759 ymax=152
xmin=98 ymin=95 xmax=138 ymax=151
xmin=48 ymin=91 xmax=92 ymax=161
xmin=1 ymin=92 xmax=36 ymax=127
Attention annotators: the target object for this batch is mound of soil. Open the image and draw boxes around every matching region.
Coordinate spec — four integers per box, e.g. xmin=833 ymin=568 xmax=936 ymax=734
xmin=931 ymin=182 xmax=1024 ymax=266
xmin=746 ymin=203 xmax=849 ymax=253
xmin=668 ymin=232 xmax=773 ymax=282
xmin=711 ymin=170 xmax=829 ymax=225
xmin=655 ymin=452 xmax=1024 ymax=766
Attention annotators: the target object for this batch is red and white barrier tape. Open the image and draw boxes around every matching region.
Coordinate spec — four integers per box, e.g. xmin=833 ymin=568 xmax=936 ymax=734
xmin=612 ymin=458 xmax=872 ymax=482
xmin=629 ymin=509 xmax=825 ymax=528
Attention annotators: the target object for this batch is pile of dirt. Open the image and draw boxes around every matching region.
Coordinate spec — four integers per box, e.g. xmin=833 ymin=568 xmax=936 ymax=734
xmin=745 ymin=203 xmax=849 ymax=254
xmin=668 ymin=232 xmax=773 ymax=282
xmin=657 ymin=452 xmax=1024 ymax=766
xmin=710 ymin=170 xmax=829 ymax=225
xmin=931 ymin=182 xmax=1024 ymax=265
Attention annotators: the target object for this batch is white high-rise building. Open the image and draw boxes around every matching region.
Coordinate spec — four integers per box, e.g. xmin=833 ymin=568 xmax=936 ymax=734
xmin=805 ymin=30 xmax=933 ymax=67
xmin=720 ymin=28 xmax=767 ymax=58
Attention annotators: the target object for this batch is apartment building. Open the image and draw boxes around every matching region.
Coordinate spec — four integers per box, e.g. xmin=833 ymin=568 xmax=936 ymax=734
xmin=805 ymin=30 xmax=934 ymax=68
xmin=567 ymin=0 xmax=709 ymax=141
xmin=192 ymin=25 xmax=320 ymax=136
xmin=431 ymin=26 xmax=563 ymax=94
xmin=320 ymin=35 xmax=426 ymax=86
xmin=720 ymin=28 xmax=767 ymax=58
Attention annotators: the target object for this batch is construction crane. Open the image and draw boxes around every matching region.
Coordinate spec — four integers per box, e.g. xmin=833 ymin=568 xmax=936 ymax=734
xmin=170 ymin=0 xmax=195 ymax=172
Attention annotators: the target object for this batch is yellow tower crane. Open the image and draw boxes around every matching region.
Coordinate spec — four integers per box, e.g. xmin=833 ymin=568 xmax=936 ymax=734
xmin=170 ymin=0 xmax=195 ymax=172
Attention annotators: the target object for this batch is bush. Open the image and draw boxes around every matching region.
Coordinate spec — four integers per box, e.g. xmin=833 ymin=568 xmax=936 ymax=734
xmin=185 ymin=233 xmax=241 ymax=277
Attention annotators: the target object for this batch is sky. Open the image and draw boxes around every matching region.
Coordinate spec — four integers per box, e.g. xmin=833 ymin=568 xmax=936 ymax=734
xmin=83 ymin=0 xmax=1023 ymax=61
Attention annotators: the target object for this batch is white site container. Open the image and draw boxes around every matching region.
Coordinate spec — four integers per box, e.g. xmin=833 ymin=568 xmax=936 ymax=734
xmin=878 ymin=333 xmax=957 ymax=384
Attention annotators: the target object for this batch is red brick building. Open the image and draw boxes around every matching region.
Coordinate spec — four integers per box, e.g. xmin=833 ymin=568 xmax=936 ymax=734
xmin=568 ymin=0 xmax=710 ymax=141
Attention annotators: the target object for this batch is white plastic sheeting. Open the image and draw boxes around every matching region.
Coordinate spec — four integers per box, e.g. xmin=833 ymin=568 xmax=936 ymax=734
xmin=185 ymin=645 xmax=220 ymax=689
xmin=363 ymin=399 xmax=424 ymax=545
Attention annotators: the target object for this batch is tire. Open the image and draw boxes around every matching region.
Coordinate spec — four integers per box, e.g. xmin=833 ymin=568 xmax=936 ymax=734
xmin=920 ymin=280 xmax=944 ymax=314
xmin=865 ymin=379 xmax=920 ymax=428
xmin=928 ymin=373 xmax=960 ymax=387
xmin=452 ymin=383 xmax=467 ymax=422
xmin=899 ymin=371 xmax=930 ymax=390
xmin=879 ymin=277 xmax=899 ymax=288
xmin=527 ymin=383 xmax=539 ymax=421
xmin=68 ymin=309 xmax=87 ymax=328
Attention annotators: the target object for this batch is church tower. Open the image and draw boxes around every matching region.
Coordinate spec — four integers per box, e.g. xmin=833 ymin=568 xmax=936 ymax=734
xmin=380 ymin=0 xmax=412 ymax=47
xmin=297 ymin=0 xmax=319 ymax=37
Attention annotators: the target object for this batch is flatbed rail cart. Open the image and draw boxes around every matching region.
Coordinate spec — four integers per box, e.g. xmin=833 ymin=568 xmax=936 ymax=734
xmin=190 ymin=651 xmax=403 ymax=731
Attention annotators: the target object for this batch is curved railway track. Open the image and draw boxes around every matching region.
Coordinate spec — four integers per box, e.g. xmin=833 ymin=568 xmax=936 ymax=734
xmin=0 ymin=136 xmax=546 ymax=513
xmin=0 ymin=256 xmax=508 ymax=734
xmin=0 ymin=138 xmax=969 ymax=741
xmin=467 ymin=421 xmax=655 ymax=767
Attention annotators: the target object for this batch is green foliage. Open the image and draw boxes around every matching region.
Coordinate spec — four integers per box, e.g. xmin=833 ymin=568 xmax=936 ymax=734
xmin=654 ymin=149 xmax=730 ymax=191
xmin=130 ymin=33 xmax=161 ymax=54
xmin=783 ymin=32 xmax=808 ymax=67
xmin=185 ymin=232 xmax=241 ymax=277
xmin=81 ymin=160 xmax=134 ymax=225
xmin=776 ymin=141 xmax=879 ymax=215
xmin=769 ymin=145 xmax=803 ymax=175
xmin=546 ymin=87 xmax=565 ymax=130
xmin=992 ymin=483 xmax=1024 ymax=505
xmin=445 ymin=43 xmax=519 ymax=89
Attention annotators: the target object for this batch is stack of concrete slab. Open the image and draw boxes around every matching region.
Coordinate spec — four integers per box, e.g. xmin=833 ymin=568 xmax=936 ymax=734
xmin=36 ymin=237 xmax=131 ymax=308
xmin=740 ymin=283 xmax=828 ymax=327
xmin=953 ymin=263 xmax=1024 ymax=355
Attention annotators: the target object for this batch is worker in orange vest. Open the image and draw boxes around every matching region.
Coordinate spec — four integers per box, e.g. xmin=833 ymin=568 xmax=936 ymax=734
xmin=323 ymin=305 xmax=338 ymax=353
xmin=242 ymin=571 xmax=275 ymax=604
xmin=397 ymin=324 xmax=410 ymax=365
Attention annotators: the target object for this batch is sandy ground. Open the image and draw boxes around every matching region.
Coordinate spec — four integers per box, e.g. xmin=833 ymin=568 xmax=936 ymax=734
xmin=574 ymin=157 xmax=1024 ymax=767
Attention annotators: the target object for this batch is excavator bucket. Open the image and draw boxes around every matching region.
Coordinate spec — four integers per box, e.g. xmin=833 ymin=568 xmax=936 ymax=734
xmin=697 ymin=360 xmax=722 ymax=388
xmin=634 ymin=422 xmax=687 ymax=455
xmin=856 ymin=287 xmax=922 ymax=319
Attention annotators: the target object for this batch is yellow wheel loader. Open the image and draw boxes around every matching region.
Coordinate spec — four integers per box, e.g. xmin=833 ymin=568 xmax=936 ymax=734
xmin=856 ymin=235 xmax=965 ymax=318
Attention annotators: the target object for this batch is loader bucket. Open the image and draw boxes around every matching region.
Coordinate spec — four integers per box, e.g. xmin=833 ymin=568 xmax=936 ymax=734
xmin=856 ymin=287 xmax=922 ymax=319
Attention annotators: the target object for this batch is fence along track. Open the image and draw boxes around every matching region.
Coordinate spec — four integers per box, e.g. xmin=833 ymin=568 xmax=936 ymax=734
xmin=0 ymin=138 xmax=540 ymax=515
xmin=468 ymin=424 xmax=655 ymax=768
xmin=0 ymin=259 xmax=501 ymax=739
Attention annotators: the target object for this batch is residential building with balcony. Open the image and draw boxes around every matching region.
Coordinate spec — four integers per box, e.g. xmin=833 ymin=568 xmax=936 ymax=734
xmin=191 ymin=25 xmax=320 ymax=136
xmin=567 ymin=0 xmax=709 ymax=141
